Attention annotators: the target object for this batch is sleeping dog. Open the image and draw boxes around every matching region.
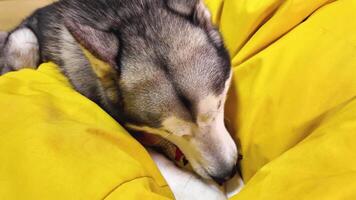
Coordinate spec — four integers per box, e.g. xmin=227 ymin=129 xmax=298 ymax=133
xmin=0 ymin=0 xmax=239 ymax=198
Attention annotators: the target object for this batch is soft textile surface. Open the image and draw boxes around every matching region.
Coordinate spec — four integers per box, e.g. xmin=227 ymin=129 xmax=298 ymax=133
xmin=0 ymin=63 xmax=173 ymax=199
xmin=1 ymin=0 xmax=356 ymax=199
xmin=205 ymin=0 xmax=356 ymax=199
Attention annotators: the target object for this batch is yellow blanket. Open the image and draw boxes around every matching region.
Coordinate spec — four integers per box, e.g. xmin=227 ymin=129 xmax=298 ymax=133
xmin=1 ymin=0 xmax=356 ymax=199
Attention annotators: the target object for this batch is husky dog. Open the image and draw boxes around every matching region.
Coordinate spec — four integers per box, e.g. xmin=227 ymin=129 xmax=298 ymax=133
xmin=0 ymin=0 xmax=238 ymax=198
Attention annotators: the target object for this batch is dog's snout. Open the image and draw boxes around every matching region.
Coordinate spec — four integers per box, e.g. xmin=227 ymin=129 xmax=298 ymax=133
xmin=209 ymin=165 xmax=237 ymax=185
xmin=210 ymin=175 xmax=226 ymax=185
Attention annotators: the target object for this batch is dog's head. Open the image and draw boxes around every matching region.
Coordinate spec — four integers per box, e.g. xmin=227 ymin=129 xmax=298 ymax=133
xmin=62 ymin=0 xmax=237 ymax=181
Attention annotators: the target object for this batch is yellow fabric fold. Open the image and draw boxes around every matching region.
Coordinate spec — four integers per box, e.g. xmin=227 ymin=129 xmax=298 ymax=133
xmin=231 ymin=97 xmax=356 ymax=199
xmin=0 ymin=63 xmax=173 ymax=199
xmin=209 ymin=0 xmax=356 ymax=199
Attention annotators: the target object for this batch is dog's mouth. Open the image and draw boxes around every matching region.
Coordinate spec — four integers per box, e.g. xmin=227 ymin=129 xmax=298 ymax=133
xmin=131 ymin=131 xmax=190 ymax=168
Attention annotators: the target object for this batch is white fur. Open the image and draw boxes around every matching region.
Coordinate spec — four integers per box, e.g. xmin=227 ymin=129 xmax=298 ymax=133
xmin=5 ymin=28 xmax=39 ymax=70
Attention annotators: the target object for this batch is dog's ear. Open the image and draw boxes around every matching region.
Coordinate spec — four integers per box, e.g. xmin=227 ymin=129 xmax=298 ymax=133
xmin=64 ymin=20 xmax=119 ymax=68
xmin=166 ymin=0 xmax=223 ymax=47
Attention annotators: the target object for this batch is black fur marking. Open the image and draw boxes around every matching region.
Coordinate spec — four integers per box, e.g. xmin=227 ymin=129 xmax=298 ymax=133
xmin=217 ymin=100 xmax=222 ymax=109
xmin=178 ymin=92 xmax=195 ymax=120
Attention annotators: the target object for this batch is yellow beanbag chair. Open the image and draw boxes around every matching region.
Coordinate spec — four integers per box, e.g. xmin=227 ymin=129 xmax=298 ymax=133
xmin=1 ymin=0 xmax=356 ymax=199
xmin=0 ymin=63 xmax=173 ymax=199
xmin=206 ymin=0 xmax=356 ymax=199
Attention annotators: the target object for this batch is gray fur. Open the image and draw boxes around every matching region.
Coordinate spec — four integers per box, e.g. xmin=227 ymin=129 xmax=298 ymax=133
xmin=0 ymin=32 xmax=7 ymax=48
xmin=0 ymin=32 xmax=7 ymax=72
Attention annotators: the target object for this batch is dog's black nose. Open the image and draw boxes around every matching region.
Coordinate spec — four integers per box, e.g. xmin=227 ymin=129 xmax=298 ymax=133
xmin=210 ymin=167 xmax=237 ymax=185
xmin=210 ymin=175 xmax=227 ymax=185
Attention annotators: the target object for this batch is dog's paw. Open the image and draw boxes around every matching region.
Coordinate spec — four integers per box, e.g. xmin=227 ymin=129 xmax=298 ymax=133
xmin=0 ymin=28 xmax=39 ymax=75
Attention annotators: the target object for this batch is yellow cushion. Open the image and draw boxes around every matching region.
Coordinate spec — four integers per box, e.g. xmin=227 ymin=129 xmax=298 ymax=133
xmin=0 ymin=63 xmax=173 ymax=199
xmin=206 ymin=0 xmax=356 ymax=199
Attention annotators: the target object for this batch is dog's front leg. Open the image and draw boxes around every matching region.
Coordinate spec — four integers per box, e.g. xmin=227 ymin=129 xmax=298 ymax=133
xmin=148 ymin=149 xmax=227 ymax=200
